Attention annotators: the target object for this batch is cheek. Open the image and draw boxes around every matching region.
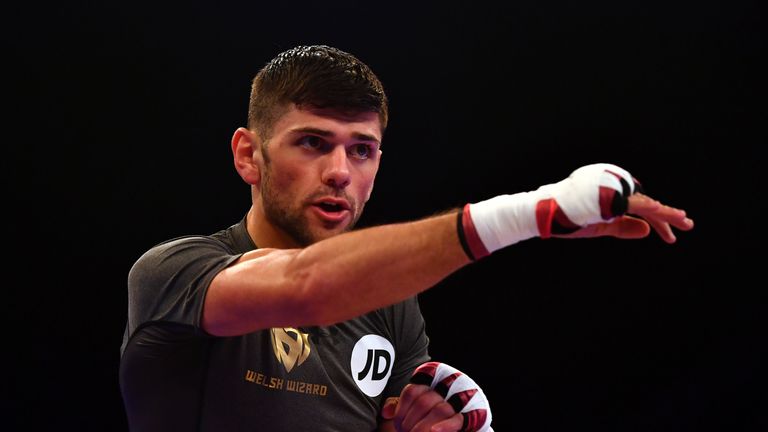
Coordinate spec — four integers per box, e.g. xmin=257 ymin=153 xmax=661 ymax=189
xmin=358 ymin=167 xmax=379 ymax=202
xmin=270 ymin=164 xmax=303 ymax=189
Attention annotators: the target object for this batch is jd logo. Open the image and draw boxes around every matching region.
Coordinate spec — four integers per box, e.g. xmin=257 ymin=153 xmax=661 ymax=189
xmin=357 ymin=350 xmax=391 ymax=381
xmin=350 ymin=335 xmax=395 ymax=397
xmin=270 ymin=327 xmax=311 ymax=373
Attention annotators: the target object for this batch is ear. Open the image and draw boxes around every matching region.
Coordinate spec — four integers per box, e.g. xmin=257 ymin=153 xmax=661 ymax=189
xmin=232 ymin=127 xmax=262 ymax=185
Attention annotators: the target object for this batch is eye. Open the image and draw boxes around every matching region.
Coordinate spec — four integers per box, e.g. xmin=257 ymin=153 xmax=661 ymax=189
xmin=298 ymin=135 xmax=327 ymax=151
xmin=349 ymin=143 xmax=374 ymax=160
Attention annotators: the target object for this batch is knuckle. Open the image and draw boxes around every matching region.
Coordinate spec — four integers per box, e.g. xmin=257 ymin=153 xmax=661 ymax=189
xmin=412 ymin=397 xmax=433 ymax=413
xmin=400 ymin=383 xmax=425 ymax=401
xmin=413 ymin=392 xmax=441 ymax=413
xmin=435 ymin=401 xmax=457 ymax=417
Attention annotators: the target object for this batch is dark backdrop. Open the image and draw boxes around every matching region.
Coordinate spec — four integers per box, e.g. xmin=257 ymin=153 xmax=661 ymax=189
xmin=4 ymin=1 xmax=765 ymax=430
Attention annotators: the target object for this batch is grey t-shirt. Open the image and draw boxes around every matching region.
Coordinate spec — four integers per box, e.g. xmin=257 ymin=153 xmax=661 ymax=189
xmin=119 ymin=218 xmax=431 ymax=431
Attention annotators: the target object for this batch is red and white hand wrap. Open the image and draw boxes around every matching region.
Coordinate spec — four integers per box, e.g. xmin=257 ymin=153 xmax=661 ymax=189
xmin=458 ymin=163 xmax=641 ymax=259
xmin=410 ymin=361 xmax=493 ymax=432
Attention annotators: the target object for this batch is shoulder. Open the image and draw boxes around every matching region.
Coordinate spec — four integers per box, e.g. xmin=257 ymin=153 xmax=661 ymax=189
xmin=128 ymin=235 xmax=238 ymax=291
xmin=132 ymin=235 xmax=232 ymax=269
xmin=150 ymin=234 xmax=235 ymax=255
xmin=125 ymin=234 xmax=245 ymax=333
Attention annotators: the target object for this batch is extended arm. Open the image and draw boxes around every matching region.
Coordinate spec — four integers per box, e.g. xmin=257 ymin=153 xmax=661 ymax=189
xmin=202 ymin=164 xmax=693 ymax=337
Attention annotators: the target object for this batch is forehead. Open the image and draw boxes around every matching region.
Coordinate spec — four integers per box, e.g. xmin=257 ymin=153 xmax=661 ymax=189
xmin=272 ymin=104 xmax=382 ymax=141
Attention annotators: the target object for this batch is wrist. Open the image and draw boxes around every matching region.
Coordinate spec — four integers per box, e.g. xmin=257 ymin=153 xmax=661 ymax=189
xmin=462 ymin=192 xmax=543 ymax=258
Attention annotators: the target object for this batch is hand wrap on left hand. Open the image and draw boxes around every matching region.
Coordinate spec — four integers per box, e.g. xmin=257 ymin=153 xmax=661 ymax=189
xmin=410 ymin=361 xmax=493 ymax=432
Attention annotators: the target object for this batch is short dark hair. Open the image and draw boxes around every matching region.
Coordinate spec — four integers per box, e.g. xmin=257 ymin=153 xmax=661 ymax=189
xmin=248 ymin=45 xmax=388 ymax=139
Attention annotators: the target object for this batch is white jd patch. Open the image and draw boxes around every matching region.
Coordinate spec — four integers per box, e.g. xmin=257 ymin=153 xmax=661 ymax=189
xmin=350 ymin=334 xmax=395 ymax=397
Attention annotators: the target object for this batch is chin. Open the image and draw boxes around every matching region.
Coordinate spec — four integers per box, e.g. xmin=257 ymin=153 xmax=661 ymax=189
xmin=314 ymin=224 xmax=351 ymax=242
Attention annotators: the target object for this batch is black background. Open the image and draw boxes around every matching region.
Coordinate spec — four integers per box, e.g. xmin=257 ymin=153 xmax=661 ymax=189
xmin=4 ymin=0 xmax=765 ymax=430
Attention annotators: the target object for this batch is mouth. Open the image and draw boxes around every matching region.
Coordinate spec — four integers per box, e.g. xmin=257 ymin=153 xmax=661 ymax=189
xmin=311 ymin=198 xmax=352 ymax=223
xmin=317 ymin=202 xmax=346 ymax=213
xmin=314 ymin=197 xmax=350 ymax=211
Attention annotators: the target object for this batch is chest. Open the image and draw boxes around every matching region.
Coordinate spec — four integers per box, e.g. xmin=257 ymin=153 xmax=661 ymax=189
xmin=199 ymin=316 xmax=397 ymax=431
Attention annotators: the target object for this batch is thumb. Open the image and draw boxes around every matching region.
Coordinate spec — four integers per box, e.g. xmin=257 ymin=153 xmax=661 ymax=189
xmin=604 ymin=215 xmax=651 ymax=239
xmin=381 ymin=397 xmax=399 ymax=419
xmin=555 ymin=216 xmax=650 ymax=239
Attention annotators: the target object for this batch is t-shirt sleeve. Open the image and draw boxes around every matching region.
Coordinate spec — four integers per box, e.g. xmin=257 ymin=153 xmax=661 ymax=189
xmin=381 ymin=296 xmax=431 ymax=401
xmin=124 ymin=236 xmax=242 ymax=340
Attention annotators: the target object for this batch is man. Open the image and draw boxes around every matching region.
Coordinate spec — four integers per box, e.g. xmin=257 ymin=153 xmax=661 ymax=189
xmin=120 ymin=45 xmax=693 ymax=431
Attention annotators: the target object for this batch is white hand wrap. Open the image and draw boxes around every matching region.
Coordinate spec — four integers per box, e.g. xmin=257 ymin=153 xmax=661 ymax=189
xmin=410 ymin=361 xmax=493 ymax=432
xmin=457 ymin=163 xmax=639 ymax=259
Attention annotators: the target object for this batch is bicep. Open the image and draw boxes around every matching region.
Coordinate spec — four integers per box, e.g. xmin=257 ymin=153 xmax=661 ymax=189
xmin=201 ymin=248 xmax=311 ymax=336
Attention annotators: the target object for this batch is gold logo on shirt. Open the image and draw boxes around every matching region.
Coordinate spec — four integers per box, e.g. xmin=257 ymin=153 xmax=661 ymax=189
xmin=270 ymin=327 xmax=311 ymax=373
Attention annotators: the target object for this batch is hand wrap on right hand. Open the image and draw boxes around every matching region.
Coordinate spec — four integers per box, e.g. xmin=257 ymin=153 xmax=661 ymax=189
xmin=458 ymin=163 xmax=641 ymax=259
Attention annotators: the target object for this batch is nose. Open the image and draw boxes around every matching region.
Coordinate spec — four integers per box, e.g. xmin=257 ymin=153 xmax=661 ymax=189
xmin=321 ymin=145 xmax=351 ymax=189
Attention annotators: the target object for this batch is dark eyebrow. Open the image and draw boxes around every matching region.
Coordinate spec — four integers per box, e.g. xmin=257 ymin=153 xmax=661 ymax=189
xmin=290 ymin=127 xmax=381 ymax=145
